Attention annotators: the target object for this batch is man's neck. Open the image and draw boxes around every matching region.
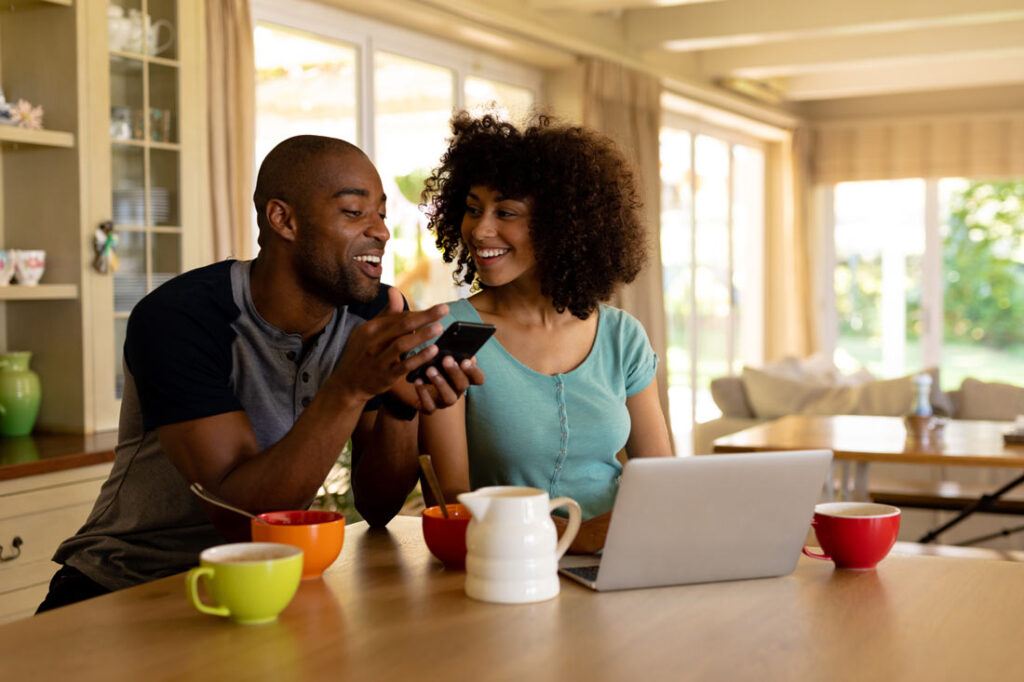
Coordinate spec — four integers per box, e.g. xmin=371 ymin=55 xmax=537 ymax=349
xmin=249 ymin=255 xmax=335 ymax=343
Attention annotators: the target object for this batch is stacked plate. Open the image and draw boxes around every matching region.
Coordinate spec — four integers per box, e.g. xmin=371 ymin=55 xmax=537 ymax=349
xmin=150 ymin=186 xmax=170 ymax=224
xmin=111 ymin=187 xmax=171 ymax=224
xmin=112 ymin=188 xmax=145 ymax=224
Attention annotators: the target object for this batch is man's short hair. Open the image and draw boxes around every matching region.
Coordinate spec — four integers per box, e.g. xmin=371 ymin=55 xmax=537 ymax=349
xmin=253 ymin=135 xmax=364 ymax=231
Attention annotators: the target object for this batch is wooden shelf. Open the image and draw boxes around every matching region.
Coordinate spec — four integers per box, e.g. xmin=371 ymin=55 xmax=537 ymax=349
xmin=109 ymin=50 xmax=180 ymax=67
xmin=0 ymin=126 xmax=74 ymax=148
xmin=0 ymin=284 xmax=78 ymax=301
xmin=112 ymin=138 xmax=181 ymax=151
xmin=2 ymin=0 xmax=71 ymax=11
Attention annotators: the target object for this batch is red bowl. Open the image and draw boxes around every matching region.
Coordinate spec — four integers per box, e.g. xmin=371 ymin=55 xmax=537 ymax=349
xmin=422 ymin=504 xmax=471 ymax=570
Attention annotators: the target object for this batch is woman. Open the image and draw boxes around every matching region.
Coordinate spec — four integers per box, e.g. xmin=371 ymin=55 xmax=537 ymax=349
xmin=415 ymin=113 xmax=672 ymax=552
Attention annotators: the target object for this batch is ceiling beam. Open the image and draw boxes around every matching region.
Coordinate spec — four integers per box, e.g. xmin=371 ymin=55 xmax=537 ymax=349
xmin=312 ymin=0 xmax=802 ymax=128
xmin=698 ymin=21 xmax=1024 ymax=78
xmin=780 ymin=53 xmax=1024 ymax=100
xmin=527 ymin=0 xmax=718 ymax=10
xmin=625 ymin=0 xmax=1024 ymax=50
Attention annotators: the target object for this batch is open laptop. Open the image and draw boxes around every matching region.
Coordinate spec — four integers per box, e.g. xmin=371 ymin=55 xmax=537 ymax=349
xmin=558 ymin=450 xmax=832 ymax=591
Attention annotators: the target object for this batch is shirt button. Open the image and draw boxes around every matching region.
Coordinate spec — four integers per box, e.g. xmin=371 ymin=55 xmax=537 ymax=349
xmin=286 ymin=351 xmax=297 ymax=361
xmin=301 ymin=396 xmax=311 ymax=407
xmin=302 ymin=372 xmax=310 ymax=383
xmin=555 ymin=466 xmax=563 ymax=472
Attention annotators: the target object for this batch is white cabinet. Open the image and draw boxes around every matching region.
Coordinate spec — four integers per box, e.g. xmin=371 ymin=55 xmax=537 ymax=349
xmin=0 ymin=463 xmax=111 ymax=624
xmin=0 ymin=0 xmax=205 ymax=434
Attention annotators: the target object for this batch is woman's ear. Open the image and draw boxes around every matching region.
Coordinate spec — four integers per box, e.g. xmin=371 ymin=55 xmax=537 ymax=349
xmin=264 ymin=198 xmax=298 ymax=243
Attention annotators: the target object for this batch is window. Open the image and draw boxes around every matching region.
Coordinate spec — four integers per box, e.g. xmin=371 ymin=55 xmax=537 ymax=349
xmin=660 ymin=116 xmax=765 ymax=451
xmin=252 ymin=0 xmax=539 ymax=309
xmin=825 ymin=178 xmax=1024 ymax=389
xmin=831 ymin=180 xmax=925 ymax=377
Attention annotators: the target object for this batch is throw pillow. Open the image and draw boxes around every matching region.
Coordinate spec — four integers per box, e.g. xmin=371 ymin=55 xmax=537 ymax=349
xmin=957 ymin=378 xmax=1024 ymax=421
xmin=742 ymin=365 xmax=951 ymax=419
xmin=709 ymin=376 xmax=754 ymax=418
xmin=761 ymin=353 xmax=838 ymax=385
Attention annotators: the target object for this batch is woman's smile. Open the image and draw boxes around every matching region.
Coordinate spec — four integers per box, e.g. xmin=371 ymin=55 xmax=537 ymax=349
xmin=473 ymin=246 xmax=511 ymax=265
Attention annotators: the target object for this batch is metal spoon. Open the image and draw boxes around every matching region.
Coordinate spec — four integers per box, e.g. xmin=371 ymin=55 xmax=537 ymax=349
xmin=189 ymin=482 xmax=269 ymax=524
xmin=418 ymin=454 xmax=449 ymax=518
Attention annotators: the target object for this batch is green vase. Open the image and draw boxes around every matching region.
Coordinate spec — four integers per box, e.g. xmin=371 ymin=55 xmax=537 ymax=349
xmin=0 ymin=351 xmax=41 ymax=437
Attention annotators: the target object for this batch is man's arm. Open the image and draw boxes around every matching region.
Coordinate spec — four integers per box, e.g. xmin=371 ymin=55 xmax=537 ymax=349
xmin=349 ymin=408 xmax=418 ymax=527
xmin=157 ymin=288 xmax=449 ymax=540
xmin=351 ymin=348 xmax=484 ymax=526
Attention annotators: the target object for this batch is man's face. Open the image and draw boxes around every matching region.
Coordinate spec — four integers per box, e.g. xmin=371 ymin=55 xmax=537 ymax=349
xmin=293 ymin=152 xmax=389 ymax=306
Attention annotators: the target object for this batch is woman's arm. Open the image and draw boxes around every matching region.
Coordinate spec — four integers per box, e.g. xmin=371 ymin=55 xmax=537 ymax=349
xmin=418 ymin=396 xmax=472 ymax=506
xmin=624 ymin=378 xmax=673 ymax=459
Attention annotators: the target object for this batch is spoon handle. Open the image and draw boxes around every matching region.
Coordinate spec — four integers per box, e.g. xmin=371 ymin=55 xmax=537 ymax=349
xmin=189 ymin=482 xmax=262 ymax=523
xmin=418 ymin=454 xmax=449 ymax=518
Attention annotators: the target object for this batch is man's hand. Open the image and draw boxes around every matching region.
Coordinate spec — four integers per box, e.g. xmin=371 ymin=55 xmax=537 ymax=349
xmin=329 ymin=287 xmax=447 ymax=403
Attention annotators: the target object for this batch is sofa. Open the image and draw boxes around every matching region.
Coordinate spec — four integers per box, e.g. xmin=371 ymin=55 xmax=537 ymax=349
xmin=694 ymin=356 xmax=1024 ymax=550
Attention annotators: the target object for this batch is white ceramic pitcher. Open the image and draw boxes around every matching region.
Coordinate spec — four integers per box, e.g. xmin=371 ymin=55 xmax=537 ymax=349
xmin=458 ymin=486 xmax=581 ymax=604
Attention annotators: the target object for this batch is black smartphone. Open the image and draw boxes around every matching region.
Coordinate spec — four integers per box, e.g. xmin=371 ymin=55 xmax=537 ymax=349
xmin=406 ymin=321 xmax=496 ymax=383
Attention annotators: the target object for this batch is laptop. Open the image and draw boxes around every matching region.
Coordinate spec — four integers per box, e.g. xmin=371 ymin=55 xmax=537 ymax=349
xmin=558 ymin=450 xmax=833 ymax=591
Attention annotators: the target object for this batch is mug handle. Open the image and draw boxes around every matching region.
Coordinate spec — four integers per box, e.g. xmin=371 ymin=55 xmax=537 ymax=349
xmin=801 ymin=546 xmax=831 ymax=561
xmin=151 ymin=19 xmax=174 ymax=56
xmin=801 ymin=519 xmax=830 ymax=561
xmin=549 ymin=497 xmax=582 ymax=560
xmin=185 ymin=566 xmax=230 ymax=618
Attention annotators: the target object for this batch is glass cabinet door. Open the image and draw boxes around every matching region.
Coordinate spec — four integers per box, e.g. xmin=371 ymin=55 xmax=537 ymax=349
xmin=107 ymin=0 xmax=182 ymax=399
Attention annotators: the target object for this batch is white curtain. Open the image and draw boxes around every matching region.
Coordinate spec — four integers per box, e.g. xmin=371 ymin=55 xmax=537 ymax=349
xmin=580 ymin=58 xmax=671 ymax=442
xmin=206 ymin=0 xmax=255 ymax=261
xmin=765 ymin=128 xmax=816 ymax=361
xmin=812 ymin=114 xmax=1024 ymax=184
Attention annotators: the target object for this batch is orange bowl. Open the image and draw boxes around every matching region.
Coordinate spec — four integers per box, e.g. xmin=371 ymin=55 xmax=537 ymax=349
xmin=251 ymin=510 xmax=345 ymax=579
xmin=422 ymin=504 xmax=471 ymax=569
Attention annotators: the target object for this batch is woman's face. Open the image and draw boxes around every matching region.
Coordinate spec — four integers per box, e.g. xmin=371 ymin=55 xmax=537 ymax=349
xmin=461 ymin=185 xmax=537 ymax=288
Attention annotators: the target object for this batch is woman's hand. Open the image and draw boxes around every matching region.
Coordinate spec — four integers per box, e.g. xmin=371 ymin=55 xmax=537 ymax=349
xmin=553 ymin=511 xmax=611 ymax=555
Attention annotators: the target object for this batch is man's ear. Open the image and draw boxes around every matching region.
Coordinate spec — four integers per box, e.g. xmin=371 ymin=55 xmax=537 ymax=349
xmin=265 ymin=198 xmax=298 ymax=243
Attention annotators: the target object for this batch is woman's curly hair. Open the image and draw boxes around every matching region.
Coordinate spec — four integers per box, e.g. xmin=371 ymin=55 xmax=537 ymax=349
xmin=423 ymin=112 xmax=648 ymax=319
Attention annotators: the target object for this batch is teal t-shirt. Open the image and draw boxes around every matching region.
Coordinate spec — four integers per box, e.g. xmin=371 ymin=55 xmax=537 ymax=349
xmin=435 ymin=298 xmax=657 ymax=519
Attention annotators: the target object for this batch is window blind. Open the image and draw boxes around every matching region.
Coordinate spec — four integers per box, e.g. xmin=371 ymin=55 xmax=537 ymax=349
xmin=811 ymin=113 xmax=1024 ymax=183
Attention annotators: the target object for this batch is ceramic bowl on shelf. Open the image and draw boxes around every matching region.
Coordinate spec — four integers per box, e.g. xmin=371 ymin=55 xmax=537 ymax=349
xmin=14 ymin=250 xmax=45 ymax=286
xmin=0 ymin=250 xmax=15 ymax=286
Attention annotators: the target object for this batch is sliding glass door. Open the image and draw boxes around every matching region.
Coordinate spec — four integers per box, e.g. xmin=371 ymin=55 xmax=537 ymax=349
xmin=660 ymin=121 xmax=765 ymax=449
xmin=827 ymin=178 xmax=1024 ymax=389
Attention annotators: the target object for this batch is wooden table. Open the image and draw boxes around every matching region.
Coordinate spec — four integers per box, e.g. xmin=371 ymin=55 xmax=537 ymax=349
xmin=3 ymin=517 xmax=1024 ymax=681
xmin=713 ymin=414 xmax=1024 ymax=499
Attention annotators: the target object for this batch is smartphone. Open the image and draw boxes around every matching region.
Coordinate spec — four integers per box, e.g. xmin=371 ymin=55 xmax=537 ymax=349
xmin=406 ymin=321 xmax=496 ymax=383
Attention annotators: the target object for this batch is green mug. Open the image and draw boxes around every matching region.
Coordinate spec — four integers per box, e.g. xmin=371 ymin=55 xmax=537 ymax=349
xmin=186 ymin=542 xmax=303 ymax=625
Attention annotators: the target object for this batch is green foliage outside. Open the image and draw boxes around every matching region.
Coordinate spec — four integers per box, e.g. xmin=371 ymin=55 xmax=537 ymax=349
xmin=942 ymin=181 xmax=1024 ymax=346
xmin=394 ymin=167 xmax=430 ymax=206
xmin=837 ymin=180 xmax=1024 ymax=371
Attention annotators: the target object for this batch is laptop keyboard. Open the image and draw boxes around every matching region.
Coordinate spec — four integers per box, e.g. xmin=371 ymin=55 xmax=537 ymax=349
xmin=563 ymin=565 xmax=600 ymax=582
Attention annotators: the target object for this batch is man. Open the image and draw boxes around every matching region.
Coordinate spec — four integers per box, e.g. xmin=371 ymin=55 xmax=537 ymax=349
xmin=37 ymin=135 xmax=481 ymax=612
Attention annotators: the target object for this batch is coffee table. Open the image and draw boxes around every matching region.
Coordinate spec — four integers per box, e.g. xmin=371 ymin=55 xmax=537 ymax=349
xmin=712 ymin=414 xmax=1024 ymax=542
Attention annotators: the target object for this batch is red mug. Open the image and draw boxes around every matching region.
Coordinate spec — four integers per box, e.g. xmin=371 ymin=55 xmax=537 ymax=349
xmin=802 ymin=502 xmax=900 ymax=570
